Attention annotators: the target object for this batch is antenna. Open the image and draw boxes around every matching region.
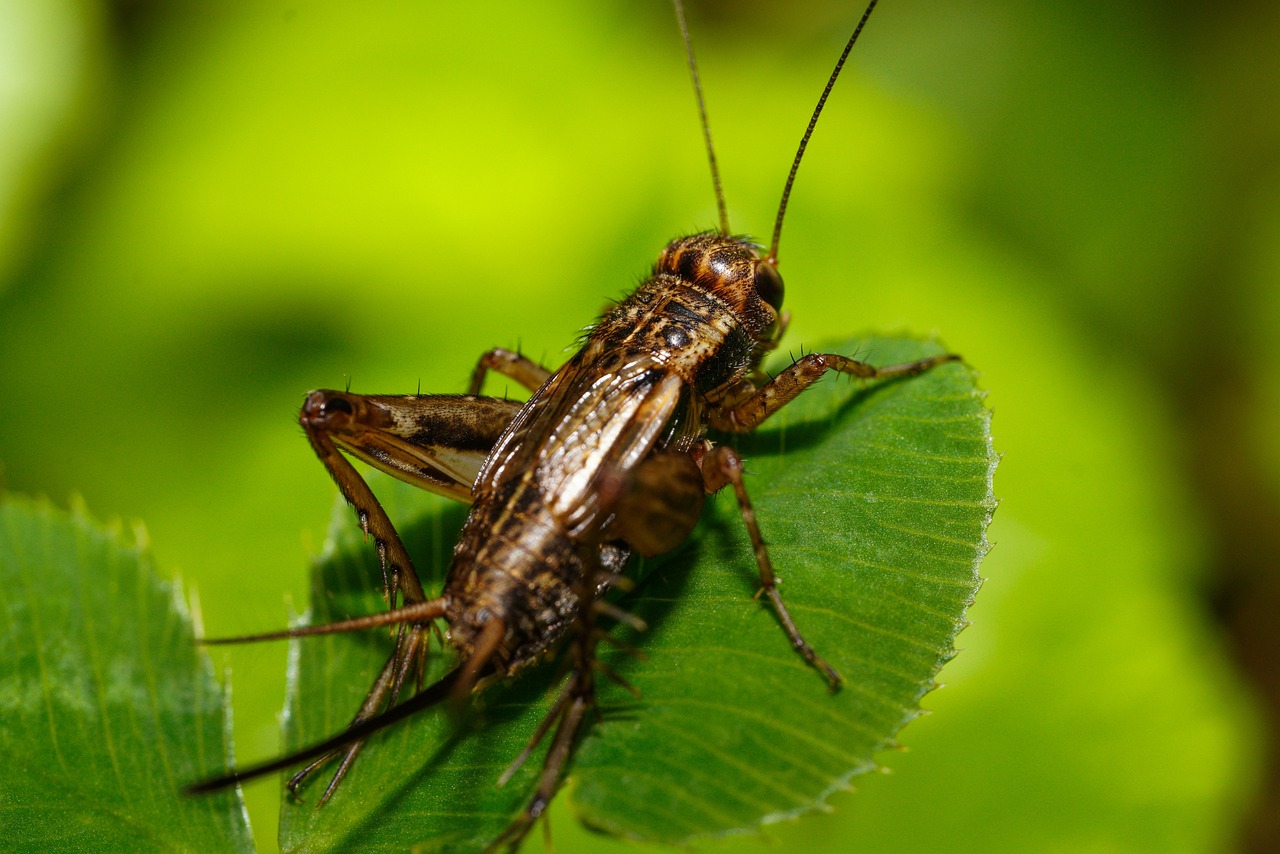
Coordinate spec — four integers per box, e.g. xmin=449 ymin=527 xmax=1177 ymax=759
xmin=768 ymin=0 xmax=879 ymax=265
xmin=673 ymin=0 xmax=731 ymax=235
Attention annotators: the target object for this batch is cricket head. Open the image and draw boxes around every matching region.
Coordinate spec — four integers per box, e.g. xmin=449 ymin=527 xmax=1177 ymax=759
xmin=657 ymin=232 xmax=784 ymax=347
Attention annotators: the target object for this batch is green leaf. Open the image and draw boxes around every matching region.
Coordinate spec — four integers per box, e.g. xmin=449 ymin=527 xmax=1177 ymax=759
xmin=0 ymin=495 xmax=252 ymax=852
xmin=279 ymin=335 xmax=994 ymax=852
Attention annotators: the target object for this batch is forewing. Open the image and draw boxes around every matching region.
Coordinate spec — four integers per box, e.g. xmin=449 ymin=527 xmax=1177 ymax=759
xmin=478 ymin=349 xmax=684 ymax=534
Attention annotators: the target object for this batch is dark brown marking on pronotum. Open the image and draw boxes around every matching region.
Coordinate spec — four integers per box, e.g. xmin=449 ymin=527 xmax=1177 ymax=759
xmin=188 ymin=0 xmax=961 ymax=849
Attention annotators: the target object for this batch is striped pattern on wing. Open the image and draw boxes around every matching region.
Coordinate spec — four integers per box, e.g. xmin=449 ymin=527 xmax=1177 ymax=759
xmin=476 ymin=351 xmax=684 ymax=536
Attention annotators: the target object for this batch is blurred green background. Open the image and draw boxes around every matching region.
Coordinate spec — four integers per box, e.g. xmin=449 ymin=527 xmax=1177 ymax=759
xmin=1 ymin=0 xmax=1275 ymax=851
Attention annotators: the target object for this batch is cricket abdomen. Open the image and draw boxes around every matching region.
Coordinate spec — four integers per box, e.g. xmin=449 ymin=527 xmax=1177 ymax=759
xmin=443 ymin=477 xmax=585 ymax=674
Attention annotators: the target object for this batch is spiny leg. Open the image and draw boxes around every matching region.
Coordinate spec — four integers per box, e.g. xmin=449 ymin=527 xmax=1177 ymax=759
xmin=286 ymin=628 xmax=408 ymax=801
xmin=300 ymin=390 xmax=521 ymax=601
xmin=492 ymin=601 xmax=644 ymax=794
xmin=188 ymin=600 xmax=454 ymax=799
xmin=304 ymin=394 xmax=437 ymax=604
xmin=289 ymin=618 xmax=435 ymax=802
xmin=468 ymin=347 xmax=553 ymax=396
xmin=709 ymin=351 xmax=959 ymax=433
xmin=702 ymin=443 xmax=842 ymax=689
xmin=281 ymin=612 xmax=506 ymax=799
xmin=187 ymin=652 xmax=465 ymax=798
xmin=268 ymin=391 xmax=520 ymax=797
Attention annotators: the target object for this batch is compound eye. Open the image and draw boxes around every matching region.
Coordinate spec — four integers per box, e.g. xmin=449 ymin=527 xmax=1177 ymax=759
xmin=321 ymin=395 xmax=354 ymax=416
xmin=753 ymin=262 xmax=785 ymax=312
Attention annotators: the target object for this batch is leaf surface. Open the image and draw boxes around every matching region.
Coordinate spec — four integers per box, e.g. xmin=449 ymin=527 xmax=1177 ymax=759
xmin=0 ymin=496 xmax=252 ymax=852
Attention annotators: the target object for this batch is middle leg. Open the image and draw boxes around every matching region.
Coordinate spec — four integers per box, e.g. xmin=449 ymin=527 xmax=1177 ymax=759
xmin=709 ymin=350 xmax=959 ymax=433
xmin=469 ymin=347 xmax=553 ymax=396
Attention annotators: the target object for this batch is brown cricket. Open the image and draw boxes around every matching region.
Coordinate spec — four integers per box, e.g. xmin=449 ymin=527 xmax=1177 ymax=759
xmin=189 ymin=0 xmax=958 ymax=848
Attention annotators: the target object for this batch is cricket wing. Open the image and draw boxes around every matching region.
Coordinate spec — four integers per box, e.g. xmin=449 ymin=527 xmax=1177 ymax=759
xmin=478 ymin=353 xmax=685 ymax=535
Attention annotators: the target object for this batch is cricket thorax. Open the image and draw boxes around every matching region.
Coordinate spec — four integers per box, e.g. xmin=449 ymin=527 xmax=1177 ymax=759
xmin=582 ymin=233 xmax=783 ymax=396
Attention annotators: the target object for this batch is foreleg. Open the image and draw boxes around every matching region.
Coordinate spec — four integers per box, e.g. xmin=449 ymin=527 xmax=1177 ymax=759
xmin=709 ymin=351 xmax=958 ymax=433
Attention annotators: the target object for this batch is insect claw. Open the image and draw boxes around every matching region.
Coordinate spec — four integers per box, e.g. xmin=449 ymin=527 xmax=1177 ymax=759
xmin=792 ymin=637 xmax=843 ymax=691
xmin=287 ymin=751 xmax=333 ymax=798
xmin=316 ymin=747 xmax=361 ymax=807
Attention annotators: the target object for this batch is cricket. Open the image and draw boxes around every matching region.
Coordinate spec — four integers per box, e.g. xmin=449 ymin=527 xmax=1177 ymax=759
xmin=190 ymin=0 xmax=959 ymax=848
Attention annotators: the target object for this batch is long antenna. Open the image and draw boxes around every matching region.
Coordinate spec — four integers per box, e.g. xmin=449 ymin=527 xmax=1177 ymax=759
xmin=674 ymin=0 xmax=731 ymax=235
xmin=768 ymin=0 xmax=879 ymax=265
